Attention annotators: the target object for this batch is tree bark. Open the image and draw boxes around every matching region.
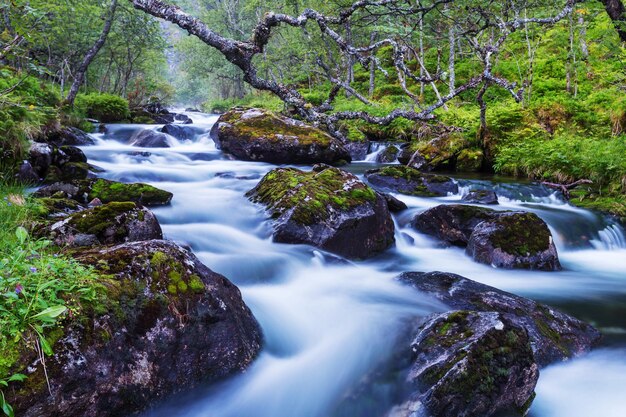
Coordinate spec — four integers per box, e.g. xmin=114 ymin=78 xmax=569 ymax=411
xmin=600 ymin=0 xmax=626 ymax=42
xmin=66 ymin=0 xmax=118 ymax=106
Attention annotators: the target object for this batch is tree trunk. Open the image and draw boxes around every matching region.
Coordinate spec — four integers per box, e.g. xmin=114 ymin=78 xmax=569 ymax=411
xmin=66 ymin=0 xmax=118 ymax=106
xmin=368 ymin=31 xmax=377 ymax=98
xmin=600 ymin=0 xmax=626 ymax=42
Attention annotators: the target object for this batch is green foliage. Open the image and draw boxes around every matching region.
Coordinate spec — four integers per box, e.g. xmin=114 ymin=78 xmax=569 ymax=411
xmin=75 ymin=94 xmax=130 ymax=123
xmin=0 ymin=184 xmax=97 ymax=411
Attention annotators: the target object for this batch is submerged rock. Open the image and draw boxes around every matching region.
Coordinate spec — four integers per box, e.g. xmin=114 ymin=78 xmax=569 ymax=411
xmin=398 ymin=271 xmax=600 ymax=365
xmin=390 ymin=311 xmax=538 ymax=417
xmin=462 ymin=189 xmax=499 ymax=205
xmin=8 ymin=240 xmax=262 ymax=417
xmin=44 ymin=202 xmax=162 ymax=246
xmin=413 ymin=204 xmax=561 ymax=270
xmin=246 ymin=165 xmax=394 ymax=259
xmin=34 ymin=178 xmax=173 ymax=206
xmin=211 ymin=108 xmax=351 ymax=165
xmin=365 ymin=166 xmax=458 ymax=197
xmin=129 ymin=129 xmax=171 ymax=148
xmin=388 ymin=271 xmax=601 ymax=417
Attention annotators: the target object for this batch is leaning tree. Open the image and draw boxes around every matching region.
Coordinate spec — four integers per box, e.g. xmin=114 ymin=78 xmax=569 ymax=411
xmin=128 ymin=0 xmax=578 ymax=142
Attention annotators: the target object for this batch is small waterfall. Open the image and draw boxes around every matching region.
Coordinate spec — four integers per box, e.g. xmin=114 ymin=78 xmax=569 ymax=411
xmin=591 ymin=224 xmax=626 ymax=250
xmin=364 ymin=142 xmax=388 ymax=162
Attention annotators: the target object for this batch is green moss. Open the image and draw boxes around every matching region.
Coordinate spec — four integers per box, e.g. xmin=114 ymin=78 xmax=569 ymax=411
xmin=68 ymin=202 xmax=137 ymax=236
xmin=247 ymin=166 xmax=378 ymax=225
xmin=188 ymin=274 xmax=205 ymax=293
xmin=490 ymin=213 xmax=551 ymax=255
xmin=87 ymin=179 xmax=172 ymax=206
xmin=456 ymin=148 xmax=484 ymax=172
xmin=36 ymin=197 xmax=81 ymax=214
xmin=569 ymin=190 xmax=626 ymax=223
xmin=220 ymin=108 xmax=333 ymax=146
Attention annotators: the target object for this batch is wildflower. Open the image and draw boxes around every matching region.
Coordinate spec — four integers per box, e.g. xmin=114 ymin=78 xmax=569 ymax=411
xmin=29 ymin=267 xmax=37 ymax=273
xmin=15 ymin=284 xmax=23 ymax=295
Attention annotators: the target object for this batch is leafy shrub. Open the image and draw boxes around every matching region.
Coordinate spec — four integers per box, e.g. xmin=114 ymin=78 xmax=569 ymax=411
xmin=75 ymin=93 xmax=130 ymax=123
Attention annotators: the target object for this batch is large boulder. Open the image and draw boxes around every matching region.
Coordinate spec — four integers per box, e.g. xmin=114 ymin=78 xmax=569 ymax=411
xmin=413 ymin=205 xmax=561 ymax=270
xmin=387 ymin=271 xmax=601 ymax=417
xmin=34 ymin=178 xmax=173 ymax=206
xmin=211 ymin=108 xmax=351 ymax=164
xmin=44 ymin=202 xmax=162 ymax=247
xmin=129 ymin=129 xmax=171 ymax=148
xmin=398 ymin=134 xmax=466 ymax=172
xmin=390 ymin=311 xmax=538 ymax=417
xmin=398 ymin=271 xmax=600 ymax=366
xmin=8 ymin=240 xmax=262 ymax=417
xmin=467 ymin=212 xmax=561 ymax=270
xmin=246 ymin=165 xmax=395 ymax=259
xmin=365 ymin=166 xmax=458 ymax=197
xmin=29 ymin=143 xmax=53 ymax=177
xmin=412 ymin=204 xmax=496 ymax=246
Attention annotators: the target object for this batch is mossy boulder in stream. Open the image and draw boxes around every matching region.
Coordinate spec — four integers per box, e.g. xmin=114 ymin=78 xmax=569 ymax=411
xmin=7 ymin=240 xmax=262 ymax=417
xmin=246 ymin=165 xmax=395 ymax=259
xmin=365 ymin=165 xmax=458 ymax=197
xmin=413 ymin=204 xmax=561 ymax=270
xmin=210 ymin=108 xmax=351 ymax=164
xmin=467 ymin=212 xmax=561 ymax=270
xmin=398 ymin=271 xmax=600 ymax=366
xmin=34 ymin=178 xmax=173 ymax=206
xmin=42 ymin=202 xmax=162 ymax=246
xmin=389 ymin=311 xmax=538 ymax=417
xmin=388 ymin=271 xmax=601 ymax=417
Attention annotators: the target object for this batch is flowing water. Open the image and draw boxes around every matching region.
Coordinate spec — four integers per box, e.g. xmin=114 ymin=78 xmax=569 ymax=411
xmin=80 ymin=112 xmax=626 ymax=417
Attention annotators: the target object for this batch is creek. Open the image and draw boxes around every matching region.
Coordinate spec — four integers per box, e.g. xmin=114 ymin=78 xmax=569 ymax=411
xmin=80 ymin=111 xmax=626 ymax=417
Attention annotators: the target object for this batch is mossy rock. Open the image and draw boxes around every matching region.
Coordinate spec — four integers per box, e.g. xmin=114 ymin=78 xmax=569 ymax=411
xmin=7 ymin=240 xmax=262 ymax=417
xmin=398 ymin=133 xmax=468 ymax=171
xmin=34 ymin=178 xmax=173 ymax=206
xmin=42 ymin=201 xmax=162 ymax=246
xmin=461 ymin=189 xmax=499 ymax=205
xmin=36 ymin=197 xmax=83 ymax=215
xmin=467 ymin=212 xmax=561 ymax=270
xmin=247 ymin=165 xmax=395 ymax=259
xmin=456 ymin=148 xmax=484 ymax=172
xmin=365 ymin=165 xmax=458 ymax=197
xmin=412 ymin=204 xmax=497 ymax=246
xmin=396 ymin=310 xmax=538 ymax=417
xmin=210 ymin=107 xmax=351 ymax=164
xmin=398 ymin=271 xmax=601 ymax=367
xmin=375 ymin=145 xmax=399 ymax=163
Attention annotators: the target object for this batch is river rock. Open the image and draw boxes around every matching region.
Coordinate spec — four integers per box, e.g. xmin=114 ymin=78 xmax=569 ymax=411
xmin=412 ymin=204 xmax=496 ymax=246
xmin=16 ymin=161 xmax=40 ymax=183
xmin=174 ymin=113 xmax=193 ymax=124
xmin=8 ymin=240 xmax=262 ymax=417
xmin=44 ymin=202 xmax=162 ymax=246
xmin=382 ymin=193 xmax=407 ymax=212
xmin=389 ymin=310 xmax=538 ymax=417
xmin=365 ymin=166 xmax=458 ymax=197
xmin=462 ymin=189 xmax=499 ymax=205
xmin=398 ymin=271 xmax=600 ymax=365
xmin=211 ymin=108 xmax=351 ymax=165
xmin=34 ymin=178 xmax=173 ymax=206
xmin=246 ymin=165 xmax=394 ymax=259
xmin=376 ymin=145 xmax=399 ymax=163
xmin=41 ymin=126 xmax=95 ymax=146
xmin=129 ymin=129 xmax=171 ymax=148
xmin=161 ymin=124 xmax=195 ymax=141
xmin=467 ymin=212 xmax=561 ymax=270
xmin=413 ymin=205 xmax=561 ymax=270
xmin=343 ymin=140 xmax=370 ymax=161
xmin=29 ymin=143 xmax=53 ymax=177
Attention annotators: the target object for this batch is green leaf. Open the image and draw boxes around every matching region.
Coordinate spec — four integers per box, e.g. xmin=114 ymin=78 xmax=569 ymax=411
xmin=0 ymin=391 xmax=14 ymax=417
xmin=6 ymin=374 xmax=25 ymax=383
xmin=30 ymin=305 xmax=66 ymax=321
xmin=38 ymin=334 xmax=53 ymax=356
xmin=14 ymin=227 xmax=28 ymax=245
